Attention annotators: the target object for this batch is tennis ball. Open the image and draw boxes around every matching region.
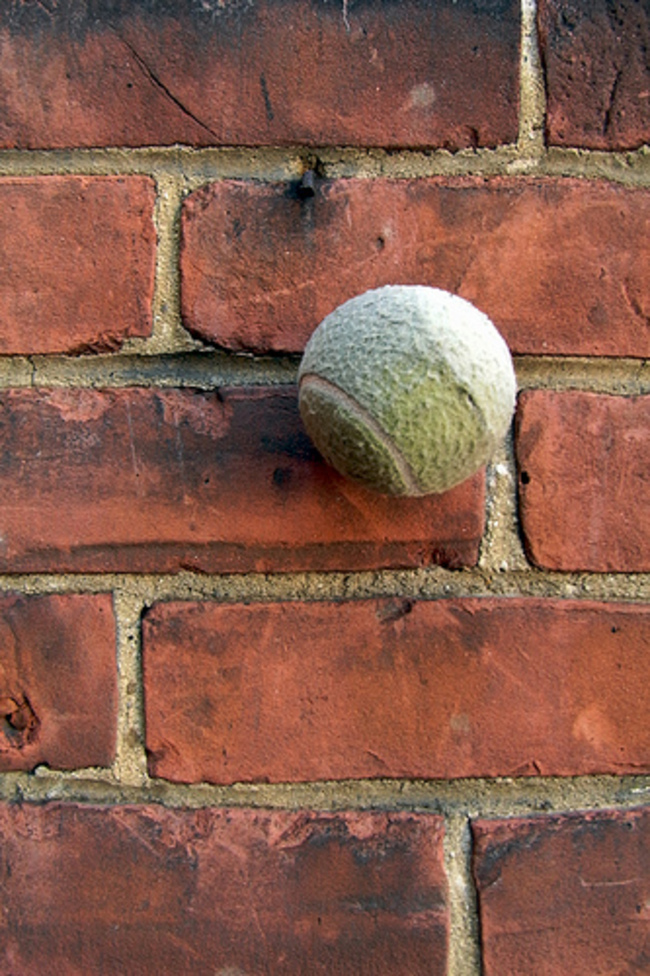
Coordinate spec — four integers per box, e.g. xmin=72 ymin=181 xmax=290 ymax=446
xmin=298 ymin=285 xmax=516 ymax=496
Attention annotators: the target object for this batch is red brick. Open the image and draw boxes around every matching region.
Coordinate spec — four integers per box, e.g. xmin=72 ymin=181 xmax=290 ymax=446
xmin=539 ymin=0 xmax=650 ymax=149
xmin=0 ymin=594 xmax=116 ymax=771
xmin=473 ymin=807 xmax=650 ymax=975
xmin=0 ymin=387 xmax=483 ymax=574
xmin=181 ymin=177 xmax=650 ymax=357
xmin=0 ymin=177 xmax=155 ymax=354
xmin=516 ymin=391 xmax=650 ymax=572
xmin=0 ymin=803 xmax=448 ymax=975
xmin=0 ymin=1 xmax=518 ymax=150
xmin=142 ymin=598 xmax=650 ymax=784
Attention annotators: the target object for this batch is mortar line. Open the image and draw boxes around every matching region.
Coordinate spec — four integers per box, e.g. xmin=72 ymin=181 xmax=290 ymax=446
xmin=0 ymin=569 xmax=648 ymax=604
xmin=518 ymin=0 xmax=546 ymax=162
xmin=0 ymin=146 xmax=647 ymax=186
xmin=1 ymin=771 xmax=649 ymax=816
xmin=129 ymin=172 xmax=200 ymax=356
xmin=445 ymin=813 xmax=482 ymax=976
xmin=479 ymin=427 xmax=528 ymax=575
xmin=111 ymin=589 xmax=149 ymax=788
xmin=0 ymin=353 xmax=648 ymax=395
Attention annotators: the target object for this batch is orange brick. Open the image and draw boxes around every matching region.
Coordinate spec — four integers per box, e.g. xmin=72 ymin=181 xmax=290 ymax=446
xmin=539 ymin=0 xmax=650 ymax=149
xmin=143 ymin=598 xmax=650 ymax=784
xmin=0 ymin=1 xmax=518 ymax=149
xmin=0 ymin=177 xmax=155 ymax=354
xmin=0 ymin=387 xmax=484 ymax=573
xmin=473 ymin=807 xmax=650 ymax=974
xmin=516 ymin=391 xmax=650 ymax=571
xmin=0 ymin=594 xmax=116 ymax=771
xmin=181 ymin=177 xmax=650 ymax=357
xmin=0 ymin=803 xmax=448 ymax=975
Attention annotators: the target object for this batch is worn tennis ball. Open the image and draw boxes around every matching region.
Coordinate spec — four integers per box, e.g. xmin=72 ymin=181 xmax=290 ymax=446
xmin=298 ymin=285 xmax=517 ymax=496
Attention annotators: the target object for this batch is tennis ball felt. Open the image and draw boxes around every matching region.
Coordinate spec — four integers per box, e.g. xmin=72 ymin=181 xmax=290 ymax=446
xmin=298 ymin=285 xmax=517 ymax=496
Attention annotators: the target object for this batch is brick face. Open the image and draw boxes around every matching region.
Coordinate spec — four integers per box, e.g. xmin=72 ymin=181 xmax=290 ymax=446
xmin=0 ymin=0 xmax=519 ymax=151
xmin=0 ymin=803 xmax=448 ymax=976
xmin=539 ymin=0 xmax=650 ymax=149
xmin=181 ymin=177 xmax=650 ymax=356
xmin=516 ymin=391 xmax=650 ymax=572
xmin=142 ymin=599 xmax=650 ymax=784
xmin=0 ymin=386 xmax=483 ymax=574
xmin=473 ymin=808 xmax=650 ymax=975
xmin=0 ymin=177 xmax=155 ymax=354
xmin=0 ymin=594 xmax=117 ymax=771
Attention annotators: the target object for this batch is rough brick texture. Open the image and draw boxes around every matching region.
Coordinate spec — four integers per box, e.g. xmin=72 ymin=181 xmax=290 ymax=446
xmin=539 ymin=0 xmax=650 ymax=149
xmin=0 ymin=0 xmax=519 ymax=151
xmin=181 ymin=177 xmax=650 ymax=357
xmin=142 ymin=599 xmax=650 ymax=784
xmin=0 ymin=177 xmax=155 ymax=354
xmin=0 ymin=803 xmax=448 ymax=976
xmin=473 ymin=808 xmax=650 ymax=975
xmin=0 ymin=594 xmax=116 ymax=771
xmin=516 ymin=391 xmax=650 ymax=572
xmin=0 ymin=386 xmax=483 ymax=574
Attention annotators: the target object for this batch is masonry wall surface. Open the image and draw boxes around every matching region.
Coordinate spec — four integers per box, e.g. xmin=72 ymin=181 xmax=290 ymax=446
xmin=0 ymin=1 xmax=648 ymax=973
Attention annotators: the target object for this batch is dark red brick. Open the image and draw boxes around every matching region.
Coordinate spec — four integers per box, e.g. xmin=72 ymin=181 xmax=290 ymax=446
xmin=181 ymin=177 xmax=650 ymax=357
xmin=0 ymin=803 xmax=448 ymax=975
xmin=0 ymin=594 xmax=116 ymax=771
xmin=539 ymin=0 xmax=650 ymax=149
xmin=0 ymin=387 xmax=483 ymax=573
xmin=516 ymin=391 xmax=650 ymax=572
xmin=0 ymin=177 xmax=155 ymax=354
xmin=0 ymin=0 xmax=518 ymax=150
xmin=142 ymin=598 xmax=650 ymax=784
xmin=473 ymin=807 xmax=650 ymax=975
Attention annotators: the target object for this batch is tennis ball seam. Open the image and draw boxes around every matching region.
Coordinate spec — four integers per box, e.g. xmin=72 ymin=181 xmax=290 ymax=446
xmin=299 ymin=373 xmax=422 ymax=495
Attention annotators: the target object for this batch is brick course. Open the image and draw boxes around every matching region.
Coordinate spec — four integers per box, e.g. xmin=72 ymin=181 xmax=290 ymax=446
xmin=0 ymin=803 xmax=448 ymax=975
xmin=0 ymin=177 xmax=155 ymax=354
xmin=181 ymin=177 xmax=650 ymax=357
xmin=143 ymin=598 xmax=650 ymax=784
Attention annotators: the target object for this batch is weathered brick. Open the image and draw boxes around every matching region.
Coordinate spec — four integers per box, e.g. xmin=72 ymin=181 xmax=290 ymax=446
xmin=0 ymin=594 xmax=116 ymax=771
xmin=516 ymin=391 xmax=650 ymax=572
xmin=142 ymin=598 xmax=650 ymax=784
xmin=0 ymin=803 xmax=448 ymax=975
xmin=0 ymin=387 xmax=484 ymax=573
xmin=0 ymin=177 xmax=155 ymax=354
xmin=473 ymin=807 xmax=650 ymax=975
xmin=539 ymin=0 xmax=650 ymax=149
xmin=181 ymin=177 xmax=650 ymax=357
xmin=0 ymin=0 xmax=518 ymax=150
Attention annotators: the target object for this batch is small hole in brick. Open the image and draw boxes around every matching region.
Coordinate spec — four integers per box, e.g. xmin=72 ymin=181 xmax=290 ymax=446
xmin=520 ymin=471 xmax=530 ymax=485
xmin=273 ymin=466 xmax=292 ymax=487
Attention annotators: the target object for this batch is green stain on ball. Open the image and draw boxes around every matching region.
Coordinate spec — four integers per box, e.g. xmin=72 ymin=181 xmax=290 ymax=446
xmin=298 ymin=286 xmax=516 ymax=496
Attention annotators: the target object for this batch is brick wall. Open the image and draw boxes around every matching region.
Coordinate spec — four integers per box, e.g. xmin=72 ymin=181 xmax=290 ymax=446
xmin=0 ymin=1 xmax=648 ymax=973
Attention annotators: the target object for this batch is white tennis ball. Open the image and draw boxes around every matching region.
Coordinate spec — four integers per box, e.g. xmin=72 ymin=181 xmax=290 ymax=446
xmin=298 ymin=285 xmax=516 ymax=496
